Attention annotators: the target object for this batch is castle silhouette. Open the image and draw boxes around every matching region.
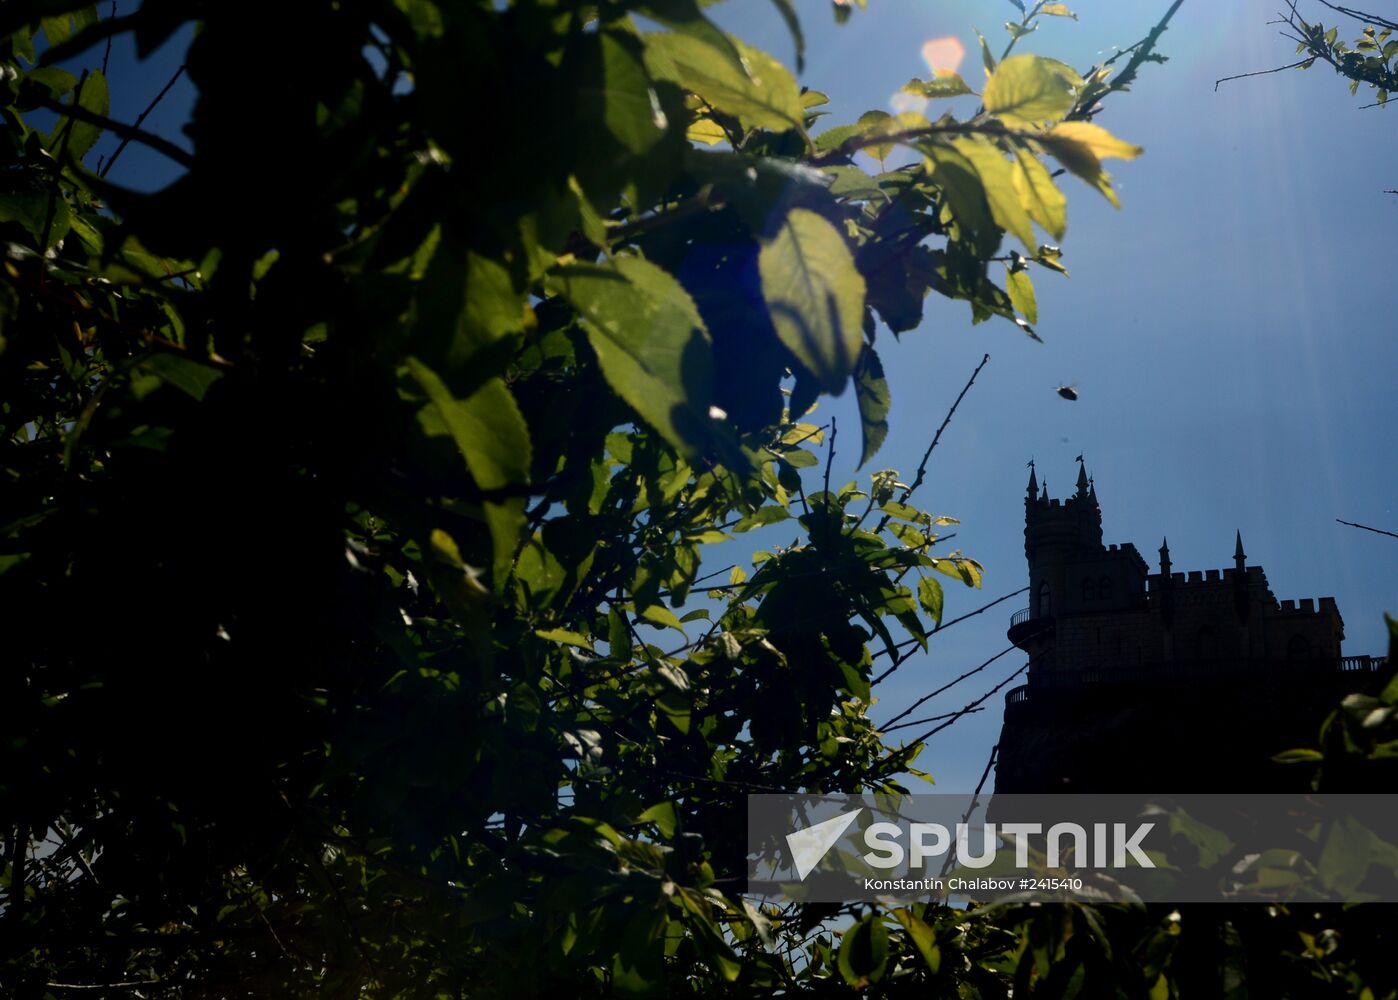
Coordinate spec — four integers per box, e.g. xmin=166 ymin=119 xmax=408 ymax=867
xmin=994 ymin=460 xmax=1387 ymax=793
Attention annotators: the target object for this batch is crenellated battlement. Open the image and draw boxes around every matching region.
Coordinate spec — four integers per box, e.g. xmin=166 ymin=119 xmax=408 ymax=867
xmin=1000 ymin=460 xmax=1371 ymax=794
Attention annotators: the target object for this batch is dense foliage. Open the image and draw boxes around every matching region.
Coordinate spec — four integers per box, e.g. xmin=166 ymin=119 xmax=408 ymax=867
xmin=4 ymin=1 xmax=1394 ymax=997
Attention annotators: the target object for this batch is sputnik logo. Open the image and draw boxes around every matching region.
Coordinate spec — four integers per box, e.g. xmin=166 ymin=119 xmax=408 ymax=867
xmin=786 ymin=808 xmax=863 ymax=880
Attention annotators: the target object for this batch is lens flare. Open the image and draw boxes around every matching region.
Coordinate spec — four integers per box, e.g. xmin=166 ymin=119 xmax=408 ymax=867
xmin=921 ymin=36 xmax=966 ymax=77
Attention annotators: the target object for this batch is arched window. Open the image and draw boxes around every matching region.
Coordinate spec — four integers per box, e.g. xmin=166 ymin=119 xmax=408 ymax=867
xmin=1037 ymin=580 xmax=1052 ymax=617
xmin=1287 ymin=634 xmax=1312 ymax=661
xmin=1098 ymin=576 xmax=1114 ymax=602
xmin=1082 ymin=577 xmax=1096 ymax=602
xmin=1196 ymin=626 xmax=1217 ymax=661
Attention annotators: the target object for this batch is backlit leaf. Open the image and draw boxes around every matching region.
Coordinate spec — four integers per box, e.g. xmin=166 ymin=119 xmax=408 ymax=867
xmin=759 ymin=208 xmax=867 ymax=392
xmin=982 ymin=54 xmax=1081 ymax=124
xmin=551 ymin=256 xmax=717 ymax=459
xmin=644 ymin=33 xmax=804 ymax=133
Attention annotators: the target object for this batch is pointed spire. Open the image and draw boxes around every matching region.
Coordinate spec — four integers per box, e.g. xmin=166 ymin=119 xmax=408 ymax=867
xmin=1234 ymin=530 xmax=1246 ymax=570
xmin=1075 ymin=458 xmax=1090 ymax=497
xmin=1089 ymin=474 xmax=1098 ymax=504
xmin=1026 ymin=459 xmax=1038 ymax=497
xmin=1041 ymin=480 xmax=1049 ymax=501
xmin=1159 ymin=536 xmax=1172 ymax=575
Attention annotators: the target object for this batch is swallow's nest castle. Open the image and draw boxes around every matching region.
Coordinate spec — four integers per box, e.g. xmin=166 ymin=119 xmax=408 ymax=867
xmin=994 ymin=460 xmax=1386 ymax=793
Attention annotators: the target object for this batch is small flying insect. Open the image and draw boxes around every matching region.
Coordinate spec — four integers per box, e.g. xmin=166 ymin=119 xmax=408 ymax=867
xmin=1055 ymin=383 xmax=1079 ymax=401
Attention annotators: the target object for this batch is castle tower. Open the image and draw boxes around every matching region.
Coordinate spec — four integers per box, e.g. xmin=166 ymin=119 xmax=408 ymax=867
xmin=995 ymin=467 xmax=1378 ymax=794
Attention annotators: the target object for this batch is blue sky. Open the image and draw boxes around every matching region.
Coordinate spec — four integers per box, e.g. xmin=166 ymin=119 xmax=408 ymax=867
xmin=91 ymin=2 xmax=1396 ymax=792
xmin=707 ymin=0 xmax=1398 ymax=789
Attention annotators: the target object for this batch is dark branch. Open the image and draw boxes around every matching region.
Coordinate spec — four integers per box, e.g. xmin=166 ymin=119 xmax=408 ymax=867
xmin=1215 ymin=59 xmax=1313 ymax=91
xmin=101 ymin=63 xmax=187 ymax=178
xmin=34 ymin=90 xmax=194 ymax=172
xmin=1336 ymin=517 xmax=1398 ymax=540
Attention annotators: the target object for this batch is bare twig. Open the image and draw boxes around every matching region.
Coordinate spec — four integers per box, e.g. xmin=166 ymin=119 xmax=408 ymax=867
xmin=100 ymin=63 xmax=187 ymax=177
xmin=887 ymin=661 xmax=1031 ymax=761
xmin=101 ymin=1 xmax=116 ymax=77
xmin=939 ymin=743 xmax=999 ymax=877
xmin=1215 ymin=59 xmax=1312 ymax=91
xmin=881 ymin=644 xmax=1018 ymax=730
xmin=873 ymin=353 xmax=990 ymax=538
xmin=871 ymin=585 xmax=1028 ymax=682
xmin=33 ymin=90 xmax=193 ymax=172
xmin=1336 ymin=517 xmax=1398 ymax=540
xmin=879 ymin=706 xmax=984 ymax=734
xmin=1315 ymin=1 xmax=1398 ymax=31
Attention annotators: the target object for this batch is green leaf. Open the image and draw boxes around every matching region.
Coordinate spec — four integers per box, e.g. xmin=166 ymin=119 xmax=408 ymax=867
xmin=759 ymin=208 xmax=867 ymax=392
xmin=551 ymin=256 xmax=717 ymax=459
xmin=644 ymin=32 xmax=805 ymax=133
xmin=893 ymin=908 xmax=941 ymax=973
xmin=1272 ymin=747 xmax=1324 ymax=764
xmin=982 ymin=54 xmax=1081 ymax=124
xmin=902 ymin=73 xmax=975 ymax=99
xmin=1037 ymin=121 xmax=1142 ymax=208
xmin=838 ymin=915 xmax=889 ymax=986
xmin=640 ymin=604 xmax=685 ymax=633
xmin=415 ymin=240 xmax=528 ymax=371
xmin=0 ymin=191 xmax=64 ymax=245
xmin=41 ymin=13 xmax=73 ymax=45
xmin=952 ymin=136 xmax=1035 ymax=250
xmin=24 ymin=67 xmax=77 ymax=98
xmin=822 ymin=164 xmax=887 ymax=202
xmin=920 ymin=141 xmax=998 ymax=254
xmin=59 ymin=69 xmax=108 ymax=161
xmin=918 ymin=576 xmax=944 ymax=626
xmin=853 ymin=346 xmax=890 ymax=467
xmin=639 ymin=801 xmax=680 ymax=837
xmin=977 ymin=30 xmax=998 ymax=75
xmin=766 ymin=0 xmax=805 ymax=72
xmin=732 ymin=505 xmax=790 ymax=532
xmin=535 ymin=628 xmax=595 ymax=651
xmin=1006 ymin=267 xmax=1037 ymax=324
xmin=599 ymin=30 xmax=665 ymax=154
xmin=407 ymin=358 xmax=532 ymax=584
xmin=141 ymin=353 xmax=223 ymax=401
xmin=1011 ymin=147 xmax=1067 ymax=240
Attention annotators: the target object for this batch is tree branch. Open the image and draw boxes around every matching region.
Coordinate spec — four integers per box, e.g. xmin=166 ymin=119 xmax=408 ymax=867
xmin=101 ymin=63 xmax=186 ymax=178
xmin=1336 ymin=517 xmax=1398 ymax=540
xmin=33 ymin=90 xmax=194 ymax=172
xmin=1215 ymin=59 xmax=1313 ymax=91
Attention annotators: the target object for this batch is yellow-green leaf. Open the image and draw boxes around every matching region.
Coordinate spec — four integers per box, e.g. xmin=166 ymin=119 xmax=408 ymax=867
xmin=1037 ymin=122 xmax=1141 ymax=208
xmin=893 ymin=909 xmax=941 ymax=973
xmin=759 ymin=208 xmax=867 ymax=393
xmin=686 ymin=117 xmax=728 ymax=145
xmin=536 ymin=628 xmax=595 ymax=651
xmin=1041 ymin=3 xmax=1077 ymax=17
xmin=1006 ymin=268 xmax=1037 ymax=324
xmin=1045 ymin=121 xmax=1143 ymax=161
xmin=644 ymin=32 xmax=804 ymax=133
xmin=407 ymin=359 xmax=532 ymax=586
xmin=982 ymin=54 xmax=1081 ymax=124
xmin=1011 ymin=147 xmax=1067 ymax=240
xmin=952 ymin=136 xmax=1035 ymax=250
xmin=550 ymin=256 xmax=716 ymax=459
xmin=902 ymin=73 xmax=975 ymax=99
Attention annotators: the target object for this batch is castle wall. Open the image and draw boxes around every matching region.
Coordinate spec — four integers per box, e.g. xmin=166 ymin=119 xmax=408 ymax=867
xmin=995 ymin=464 xmax=1368 ymax=794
